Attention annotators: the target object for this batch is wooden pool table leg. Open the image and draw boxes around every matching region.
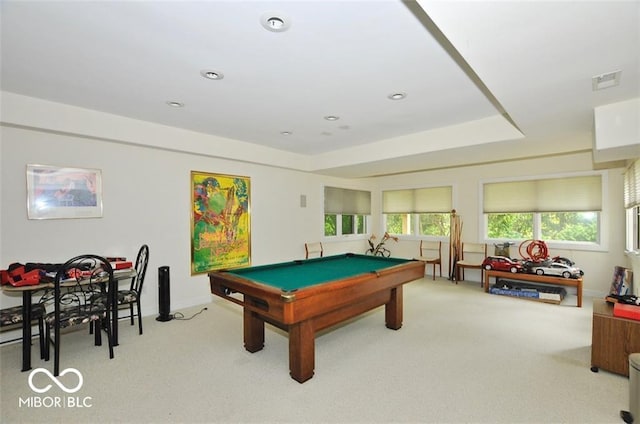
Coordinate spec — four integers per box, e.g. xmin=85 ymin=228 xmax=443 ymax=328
xmin=243 ymin=309 xmax=265 ymax=352
xmin=385 ymin=286 xmax=403 ymax=330
xmin=289 ymin=320 xmax=314 ymax=383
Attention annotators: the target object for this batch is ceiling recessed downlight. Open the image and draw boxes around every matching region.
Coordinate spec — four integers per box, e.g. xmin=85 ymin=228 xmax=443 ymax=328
xmin=324 ymin=115 xmax=340 ymax=121
xmin=261 ymin=11 xmax=291 ymax=32
xmin=201 ymin=70 xmax=224 ymax=80
xmin=388 ymin=92 xmax=407 ymax=100
xmin=166 ymin=101 xmax=184 ymax=108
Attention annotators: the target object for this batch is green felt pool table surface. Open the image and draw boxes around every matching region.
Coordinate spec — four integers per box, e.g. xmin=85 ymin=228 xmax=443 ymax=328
xmin=225 ymin=253 xmax=413 ymax=291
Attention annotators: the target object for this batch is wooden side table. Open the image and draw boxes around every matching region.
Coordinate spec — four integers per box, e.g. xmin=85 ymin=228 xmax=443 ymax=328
xmin=591 ymin=298 xmax=640 ymax=377
xmin=484 ymin=269 xmax=583 ymax=307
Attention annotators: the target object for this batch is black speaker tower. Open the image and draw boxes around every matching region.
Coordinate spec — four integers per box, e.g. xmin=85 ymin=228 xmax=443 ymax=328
xmin=156 ymin=266 xmax=173 ymax=322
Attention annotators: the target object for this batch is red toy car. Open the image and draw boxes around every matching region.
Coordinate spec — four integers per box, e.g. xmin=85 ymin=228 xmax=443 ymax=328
xmin=482 ymin=256 xmax=523 ymax=273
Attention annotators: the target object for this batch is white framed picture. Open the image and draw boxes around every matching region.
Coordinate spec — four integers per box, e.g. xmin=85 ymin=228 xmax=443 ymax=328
xmin=26 ymin=164 xmax=103 ymax=219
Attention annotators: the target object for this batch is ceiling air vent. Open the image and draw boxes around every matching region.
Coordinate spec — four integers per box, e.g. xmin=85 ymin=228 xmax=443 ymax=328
xmin=592 ymin=70 xmax=621 ymax=91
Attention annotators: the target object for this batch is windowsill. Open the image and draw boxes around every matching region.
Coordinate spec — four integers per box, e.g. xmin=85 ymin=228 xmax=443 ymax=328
xmin=323 ymin=234 xmax=369 ymax=242
xmin=484 ymin=238 xmax=606 ymax=253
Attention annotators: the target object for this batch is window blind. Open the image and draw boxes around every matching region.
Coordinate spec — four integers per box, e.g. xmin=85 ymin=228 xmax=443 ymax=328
xmin=324 ymin=187 xmax=371 ymax=214
xmin=483 ymin=175 xmax=602 ymax=213
xmin=382 ymin=186 xmax=452 ymax=213
xmin=624 ymin=158 xmax=640 ymax=209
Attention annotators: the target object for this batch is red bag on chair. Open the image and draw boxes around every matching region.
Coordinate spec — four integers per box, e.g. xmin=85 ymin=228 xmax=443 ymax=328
xmin=1 ymin=263 xmax=43 ymax=286
xmin=9 ymin=269 xmax=42 ymax=287
xmin=0 ymin=270 xmax=9 ymax=285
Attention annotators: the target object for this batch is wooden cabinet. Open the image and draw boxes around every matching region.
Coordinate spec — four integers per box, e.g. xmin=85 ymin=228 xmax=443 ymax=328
xmin=591 ymin=298 xmax=640 ymax=377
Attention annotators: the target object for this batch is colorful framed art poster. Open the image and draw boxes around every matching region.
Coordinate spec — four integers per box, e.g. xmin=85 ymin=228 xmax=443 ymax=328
xmin=26 ymin=164 xmax=103 ymax=219
xmin=191 ymin=171 xmax=251 ymax=274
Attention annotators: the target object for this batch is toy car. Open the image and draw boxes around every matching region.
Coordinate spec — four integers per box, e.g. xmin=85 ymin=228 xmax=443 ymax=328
xmin=481 ymin=256 xmax=523 ymax=273
xmin=551 ymin=256 xmax=576 ymax=266
xmin=529 ymin=262 xmax=583 ymax=279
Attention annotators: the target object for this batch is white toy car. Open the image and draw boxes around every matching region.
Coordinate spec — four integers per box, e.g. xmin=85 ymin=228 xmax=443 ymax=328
xmin=530 ymin=262 xmax=583 ymax=279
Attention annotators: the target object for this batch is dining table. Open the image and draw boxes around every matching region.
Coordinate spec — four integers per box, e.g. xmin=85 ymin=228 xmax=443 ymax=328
xmin=1 ymin=267 xmax=136 ymax=371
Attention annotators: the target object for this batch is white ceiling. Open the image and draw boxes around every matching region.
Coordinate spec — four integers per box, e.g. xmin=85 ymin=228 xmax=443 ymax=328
xmin=1 ymin=1 xmax=638 ymax=178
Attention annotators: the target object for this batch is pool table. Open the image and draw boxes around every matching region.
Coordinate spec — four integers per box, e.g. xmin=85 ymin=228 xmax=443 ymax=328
xmin=208 ymin=253 xmax=425 ymax=383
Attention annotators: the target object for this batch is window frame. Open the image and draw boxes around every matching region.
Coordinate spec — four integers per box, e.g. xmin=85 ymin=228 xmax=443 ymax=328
xmin=624 ymin=159 xmax=640 ymax=255
xmin=480 ymin=171 xmax=608 ymax=252
xmin=381 ymin=184 xmax=454 ymax=241
xmin=625 ymin=204 xmax=640 ymax=254
xmin=324 ymin=213 xmax=370 ymax=238
xmin=323 ymin=186 xmax=372 ymax=240
xmin=383 ymin=212 xmax=451 ymax=239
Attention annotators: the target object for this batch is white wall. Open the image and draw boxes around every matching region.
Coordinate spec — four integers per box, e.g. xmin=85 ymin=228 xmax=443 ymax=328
xmin=0 ymin=125 xmax=371 ymax=326
xmin=370 ymin=152 xmax=630 ymax=296
xmin=1 ymin=96 xmax=632 ymax=331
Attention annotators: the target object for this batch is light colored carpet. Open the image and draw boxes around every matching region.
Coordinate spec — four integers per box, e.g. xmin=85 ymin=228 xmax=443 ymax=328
xmin=0 ymin=277 xmax=630 ymax=423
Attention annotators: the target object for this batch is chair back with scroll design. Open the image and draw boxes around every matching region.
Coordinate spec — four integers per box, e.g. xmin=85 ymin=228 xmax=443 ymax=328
xmin=43 ymin=254 xmax=115 ymax=376
xmin=455 ymin=242 xmax=487 ymax=286
xmin=305 ymin=242 xmax=323 ymax=259
xmin=416 ymin=240 xmax=442 ymax=280
xmin=121 ymin=244 xmax=149 ymax=335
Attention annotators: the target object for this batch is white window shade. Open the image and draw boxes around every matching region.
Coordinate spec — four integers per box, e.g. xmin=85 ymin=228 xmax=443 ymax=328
xmin=383 ymin=186 xmax=452 ymax=213
xmin=624 ymin=158 xmax=640 ymax=208
xmin=484 ymin=175 xmax=602 ymax=213
xmin=324 ymin=187 xmax=371 ymax=214
xmin=382 ymin=189 xmax=413 ymax=213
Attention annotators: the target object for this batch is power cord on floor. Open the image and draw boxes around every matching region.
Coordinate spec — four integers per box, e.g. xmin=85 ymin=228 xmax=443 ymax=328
xmin=171 ymin=307 xmax=208 ymax=321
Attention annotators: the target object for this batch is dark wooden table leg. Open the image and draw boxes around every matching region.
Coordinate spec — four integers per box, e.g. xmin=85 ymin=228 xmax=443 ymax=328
xmin=577 ymin=279 xmax=583 ymax=308
xmin=243 ymin=309 xmax=264 ymax=353
xmin=385 ymin=286 xmax=403 ymax=330
xmin=289 ymin=320 xmax=314 ymax=383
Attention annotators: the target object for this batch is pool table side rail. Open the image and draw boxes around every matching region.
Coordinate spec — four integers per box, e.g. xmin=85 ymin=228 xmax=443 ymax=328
xmin=209 ymin=271 xmax=288 ymax=319
xmin=225 ymin=253 xmax=408 ymax=274
xmin=208 ymin=259 xmax=425 ymax=325
xmin=280 ymin=260 xmax=425 ymax=324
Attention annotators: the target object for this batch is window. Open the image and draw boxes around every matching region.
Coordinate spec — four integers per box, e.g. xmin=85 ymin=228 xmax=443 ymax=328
xmin=624 ymin=159 xmax=640 ymax=252
xmin=324 ymin=187 xmax=370 ymax=237
xmin=483 ymin=174 xmax=603 ymax=245
xmin=383 ymin=186 xmax=452 ymax=237
xmin=627 ymin=206 xmax=640 ymax=252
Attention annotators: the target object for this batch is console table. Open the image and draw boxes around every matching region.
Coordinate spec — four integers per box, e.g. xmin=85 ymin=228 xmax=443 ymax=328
xmin=484 ymin=270 xmax=583 ymax=307
xmin=591 ymin=298 xmax=640 ymax=377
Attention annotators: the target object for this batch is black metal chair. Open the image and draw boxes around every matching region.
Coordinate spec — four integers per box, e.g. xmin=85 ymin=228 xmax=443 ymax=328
xmin=43 ymin=254 xmax=115 ymax=376
xmin=0 ymin=303 xmax=47 ymax=359
xmin=117 ymin=244 xmax=149 ymax=335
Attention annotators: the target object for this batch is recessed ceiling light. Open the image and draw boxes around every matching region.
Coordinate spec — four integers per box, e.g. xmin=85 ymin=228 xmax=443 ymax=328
xmin=388 ymin=92 xmax=407 ymax=100
xmin=267 ymin=17 xmax=284 ymax=29
xmin=166 ymin=101 xmax=184 ymax=108
xmin=261 ymin=11 xmax=291 ymax=32
xmin=592 ymin=70 xmax=621 ymax=91
xmin=324 ymin=115 xmax=340 ymax=121
xmin=280 ymin=131 xmax=292 ymax=136
xmin=201 ymin=70 xmax=224 ymax=80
